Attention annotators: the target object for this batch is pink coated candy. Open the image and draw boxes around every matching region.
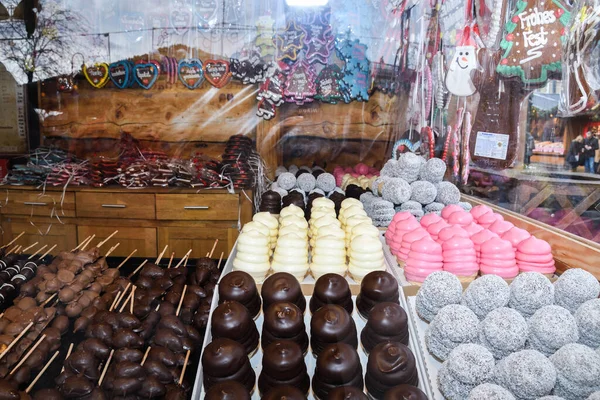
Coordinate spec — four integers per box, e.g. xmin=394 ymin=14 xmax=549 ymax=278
xmin=410 ymin=236 xmax=442 ymax=255
xmin=438 ymin=226 xmax=470 ymax=242
xmin=470 ymin=204 xmax=493 ymax=219
xmin=480 ymin=264 xmax=519 ymax=279
xmin=442 ymin=236 xmax=475 ymax=251
xmin=479 ymin=258 xmax=518 ymax=268
xmin=333 ymin=166 xmax=344 ymax=175
xmin=447 ymin=211 xmax=474 ymax=226
xmin=441 ymin=205 xmax=464 ymax=220
xmin=410 ymin=252 xmax=445 ymax=262
xmin=427 ymin=220 xmax=450 ymax=237
xmin=443 ymin=249 xmax=477 ymax=258
xmin=350 ymin=172 xmax=360 ymax=178
xmin=481 ymin=252 xmax=522 ymax=261
xmin=489 ymin=220 xmax=515 ymax=236
xmin=391 ymin=211 xmax=417 ymax=226
xmin=471 ymin=229 xmax=498 ymax=246
xmin=443 ymin=262 xmax=479 ymax=275
xmin=420 ymin=213 xmax=443 ymax=228
xmin=368 ymin=167 xmax=379 ymax=175
xmin=516 ymin=253 xmax=554 ymax=263
xmin=464 ymin=223 xmax=484 ymax=236
xmin=355 ymin=163 xmax=369 ymax=175
xmin=477 ymin=212 xmax=498 ymax=228
xmin=406 ymin=259 xmax=444 ymax=269
xmin=480 ymin=237 xmax=514 ymax=255
xmin=501 ymin=227 xmax=531 ymax=248
xmin=517 ymin=261 xmax=556 ymax=274
xmin=517 ymin=236 xmax=552 ymax=255
xmin=344 ymin=167 xmax=354 ymax=173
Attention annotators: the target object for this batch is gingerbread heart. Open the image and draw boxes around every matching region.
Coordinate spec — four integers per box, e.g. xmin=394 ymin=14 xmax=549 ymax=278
xmin=204 ymin=59 xmax=232 ymax=88
xmin=133 ymin=63 xmax=159 ymax=89
xmin=170 ymin=9 xmax=192 ymax=35
xmin=83 ymin=63 xmax=109 ymax=89
xmin=178 ymin=59 xmax=204 ymax=89
xmin=109 ymin=60 xmax=130 ymax=89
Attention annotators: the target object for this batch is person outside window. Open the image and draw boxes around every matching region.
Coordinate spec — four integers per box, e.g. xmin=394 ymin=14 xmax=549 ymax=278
xmin=566 ymin=135 xmax=584 ymax=172
xmin=524 ymin=132 xmax=535 ymax=168
xmin=583 ymin=131 xmax=599 ymax=173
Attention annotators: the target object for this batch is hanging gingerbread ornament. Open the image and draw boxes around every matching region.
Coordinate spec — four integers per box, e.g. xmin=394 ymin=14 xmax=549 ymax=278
xmin=283 ymin=60 xmax=317 ymax=105
xmin=83 ymin=63 xmax=110 ymax=89
xmin=315 ymin=65 xmax=345 ymax=104
xmin=275 ymin=20 xmax=306 ymax=62
xmin=496 ymin=0 xmax=571 ymax=86
xmin=301 ymin=8 xmax=334 ymax=64
xmin=445 ymin=26 xmax=481 ymax=97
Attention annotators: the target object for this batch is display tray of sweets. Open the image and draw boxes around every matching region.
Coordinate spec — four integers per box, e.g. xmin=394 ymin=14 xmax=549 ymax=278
xmin=191 ymin=245 xmax=433 ymax=399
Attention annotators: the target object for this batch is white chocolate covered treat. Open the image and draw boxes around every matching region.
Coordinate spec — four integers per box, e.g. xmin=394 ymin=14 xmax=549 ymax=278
xmin=271 ymin=232 xmax=309 ymax=280
xmin=309 ymin=224 xmax=345 ymax=248
xmin=344 ymin=215 xmax=372 ymax=248
xmin=280 ymin=204 xmax=305 ymax=219
xmin=310 ymin=215 xmax=342 ymax=239
xmin=279 ymin=214 xmax=309 ymax=230
xmin=339 ymin=205 xmax=367 ymax=226
xmin=350 ymin=222 xmax=380 ymax=244
xmin=347 ymin=234 xmax=385 ymax=282
xmin=310 ymin=235 xmax=347 ymax=279
xmin=233 ymin=230 xmax=271 ymax=282
xmin=312 ymin=197 xmax=335 ymax=210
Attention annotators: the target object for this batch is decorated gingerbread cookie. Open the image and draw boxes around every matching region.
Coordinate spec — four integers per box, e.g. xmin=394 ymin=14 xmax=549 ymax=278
xmin=496 ymin=0 xmax=571 ymax=85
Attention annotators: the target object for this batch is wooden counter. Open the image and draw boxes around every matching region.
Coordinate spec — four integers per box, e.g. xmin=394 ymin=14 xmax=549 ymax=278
xmin=0 ymin=186 xmax=253 ymax=258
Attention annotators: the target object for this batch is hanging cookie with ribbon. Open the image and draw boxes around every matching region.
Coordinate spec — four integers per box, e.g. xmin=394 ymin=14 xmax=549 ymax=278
xmin=108 ymin=60 xmax=131 ymax=89
xmin=275 ymin=20 xmax=306 ymax=63
xmin=83 ymin=63 xmax=110 ymax=89
xmin=315 ymin=65 xmax=345 ymax=104
xmin=255 ymin=15 xmax=276 ymax=58
xmin=133 ymin=62 xmax=159 ymax=89
xmin=204 ymin=59 xmax=232 ymax=88
xmin=445 ymin=26 xmax=481 ymax=97
xmin=283 ymin=59 xmax=317 ymax=105
xmin=178 ymin=58 xmax=204 ymax=89
xmin=301 ymin=8 xmax=334 ymax=64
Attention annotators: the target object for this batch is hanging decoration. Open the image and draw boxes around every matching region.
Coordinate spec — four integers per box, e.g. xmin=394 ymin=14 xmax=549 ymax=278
xmin=203 ymin=59 xmax=232 ymax=88
xmin=255 ymin=15 xmax=276 ymax=59
xmin=496 ymin=0 xmax=571 ymax=86
xmin=476 ymin=0 xmax=508 ymax=49
xmin=163 ymin=56 xmax=179 ymax=85
xmin=336 ymin=33 xmax=371 ymax=102
xmin=231 ymin=49 xmax=267 ymax=84
xmin=193 ymin=0 xmax=219 ymax=28
xmin=275 ymin=20 xmax=306 ymax=62
xmin=178 ymin=59 xmax=204 ymax=89
xmin=283 ymin=60 xmax=317 ymax=105
xmin=170 ymin=6 xmax=192 ymax=35
xmin=109 ymin=60 xmax=132 ymax=89
xmin=83 ymin=63 xmax=110 ymax=89
xmin=133 ymin=63 xmax=159 ymax=90
xmin=57 ymin=76 xmax=74 ymax=92
xmin=301 ymin=9 xmax=335 ymax=64
xmin=315 ymin=65 xmax=346 ymax=104
xmin=445 ymin=26 xmax=480 ymax=97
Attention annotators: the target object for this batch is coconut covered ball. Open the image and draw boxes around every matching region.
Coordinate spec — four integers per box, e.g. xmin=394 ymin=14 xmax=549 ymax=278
xmin=381 ymin=178 xmax=412 ymax=204
xmin=438 ymin=344 xmax=495 ymax=400
xmin=296 ymin=172 xmax=316 ymax=192
xmin=550 ymin=343 xmax=600 ymax=400
xmin=275 ymin=166 xmax=288 ymax=177
xmin=277 ymin=172 xmax=297 ymax=191
xmin=509 ymin=272 xmax=555 ymax=317
xmin=316 ymin=173 xmax=336 ymax=193
xmin=410 ymin=180 xmax=437 ymax=205
xmin=288 ymin=164 xmax=299 ymax=175
xmin=370 ymin=199 xmax=395 ymax=227
xmin=537 ymin=397 xmax=566 ymax=400
xmin=400 ymin=200 xmax=423 ymax=211
xmin=462 ymin=274 xmax=510 ymax=320
xmin=426 ymin=304 xmax=479 ymax=361
xmin=380 ymin=159 xmax=398 ymax=177
xmin=424 ymin=202 xmax=445 ymax=214
xmin=360 ymin=192 xmax=377 ymax=213
xmin=479 ymin=307 xmax=528 ymax=359
xmin=554 ymin=268 xmax=600 ymax=313
xmin=396 ymin=153 xmax=425 ymax=183
xmin=272 ymin=186 xmax=289 ymax=198
xmin=419 ymin=157 xmax=447 ymax=183
xmin=493 ymin=349 xmax=556 ymax=399
xmin=416 ymin=271 xmax=463 ymax=322
xmin=468 ymin=383 xmax=516 ymax=400
xmin=459 ymin=202 xmax=473 ymax=211
xmin=435 ymin=182 xmax=461 ymax=205
xmin=588 ymin=393 xmax=600 ymax=400
xmin=576 ymin=299 xmax=600 ymax=348
xmin=528 ymin=305 xmax=579 ymax=356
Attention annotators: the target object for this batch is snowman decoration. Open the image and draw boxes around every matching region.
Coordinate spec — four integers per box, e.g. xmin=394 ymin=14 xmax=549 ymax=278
xmin=445 ymin=26 xmax=480 ymax=97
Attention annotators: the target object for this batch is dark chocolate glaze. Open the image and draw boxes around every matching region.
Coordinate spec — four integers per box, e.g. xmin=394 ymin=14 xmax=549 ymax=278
xmin=312 ymin=343 xmax=363 ymax=400
xmin=218 ymin=271 xmax=261 ymax=319
xmin=327 ymin=386 xmax=368 ymax=400
xmin=361 ymin=302 xmax=409 ymax=353
xmin=205 ymin=380 xmax=251 ymax=400
xmin=261 ymin=302 xmax=308 ymax=354
xmin=261 ymin=272 xmax=306 ymax=313
xmin=201 ymin=338 xmax=255 ymax=393
xmin=261 ymin=385 xmax=307 ymax=400
xmin=356 ymin=271 xmax=399 ymax=320
xmin=258 ymin=340 xmax=310 ymax=396
xmin=383 ymin=385 xmax=428 ymax=400
xmin=310 ymin=304 xmax=357 ymax=357
xmin=365 ymin=342 xmax=418 ymax=399
xmin=211 ymin=301 xmax=259 ymax=355
xmin=309 ymin=274 xmax=353 ymax=314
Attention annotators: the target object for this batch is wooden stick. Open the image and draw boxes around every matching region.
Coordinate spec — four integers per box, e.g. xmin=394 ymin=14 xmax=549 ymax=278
xmin=129 ymin=286 xmax=135 ymax=314
xmin=41 ymin=293 xmax=57 ymax=307
xmin=117 ymin=249 xmax=137 ymax=270
xmin=36 ymin=244 xmax=56 ymax=261
xmin=28 ymin=244 xmax=48 ymax=260
xmin=7 ymin=245 xmax=21 ymax=255
xmin=178 ymin=349 xmax=191 ymax=385
xmin=25 ymin=350 xmax=59 ymax=393
xmin=80 ymin=234 xmax=96 ymax=251
xmin=173 ymin=249 xmax=192 ymax=269
xmin=72 ymin=235 xmax=91 ymax=252
xmin=119 ymin=288 xmax=136 ymax=313
xmin=97 ymin=230 xmax=119 ymax=248
xmin=175 ymin=285 xmax=187 ymax=317
xmin=98 ymin=349 xmax=114 ymax=386
xmin=217 ymin=252 xmax=224 ymax=269
xmin=61 ymin=343 xmax=74 ymax=373
xmin=141 ymin=347 xmax=151 ymax=366
xmin=20 ymin=242 xmax=38 ymax=254
xmin=9 ymin=334 xmax=46 ymax=375
xmin=109 ymin=291 xmax=122 ymax=312
xmin=206 ymin=252 xmax=209 ymax=257
xmin=155 ymin=245 xmax=168 ymax=265
xmin=167 ymin=252 xmax=174 ymax=269
xmin=184 ymin=257 xmax=188 ymax=268
xmin=114 ymin=284 xmax=133 ymax=311
xmin=209 ymin=239 xmax=219 ymax=258
xmin=0 ymin=313 xmax=4 ymax=320
xmin=104 ymin=243 xmax=120 ymax=258
xmin=1 ymin=232 xmax=24 ymax=249
xmin=128 ymin=259 xmax=148 ymax=278
xmin=0 ymin=322 xmax=34 ymax=361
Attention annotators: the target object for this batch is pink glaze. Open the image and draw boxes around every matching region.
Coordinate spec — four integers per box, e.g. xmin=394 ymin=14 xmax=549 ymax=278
xmin=398 ymin=229 xmax=430 ymax=261
xmin=464 ymin=223 xmax=484 ymax=236
xmin=368 ymin=167 xmax=380 ymax=175
xmin=447 ymin=211 xmax=474 ymax=226
xmin=437 ymin=225 xmax=470 ymax=243
xmin=479 ymin=264 xmax=519 ymax=278
xmin=443 ymin=262 xmax=480 ymax=274
xmin=404 ymin=237 xmax=443 ymax=282
xmin=471 ymin=229 xmax=498 ymax=246
xmin=344 ymin=167 xmax=354 ymax=174
xmin=517 ymin=263 xmax=556 ymax=274
xmin=408 ymin=252 xmax=444 ymax=262
xmin=489 ymin=220 xmax=515 ymax=236
xmin=442 ymin=249 xmax=479 ymax=258
xmin=391 ymin=211 xmax=416 ymax=226
xmin=441 ymin=205 xmax=464 ymax=220
xmin=420 ymin=213 xmax=443 ymax=228
xmin=427 ymin=220 xmax=450 ymax=240
xmin=480 ymin=258 xmax=519 ymax=268
xmin=516 ymin=253 xmax=554 ymax=263
xmin=477 ymin=212 xmax=499 ymax=228
xmin=517 ymin=236 xmax=552 ymax=255
xmin=480 ymin=237 xmax=515 ymax=256
xmin=442 ymin=237 xmax=478 ymax=276
xmin=501 ymin=227 xmax=531 ymax=249
xmin=355 ymin=163 xmax=369 ymax=175
xmin=479 ymin=237 xmax=518 ymax=278
xmin=470 ymin=204 xmax=493 ymax=220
